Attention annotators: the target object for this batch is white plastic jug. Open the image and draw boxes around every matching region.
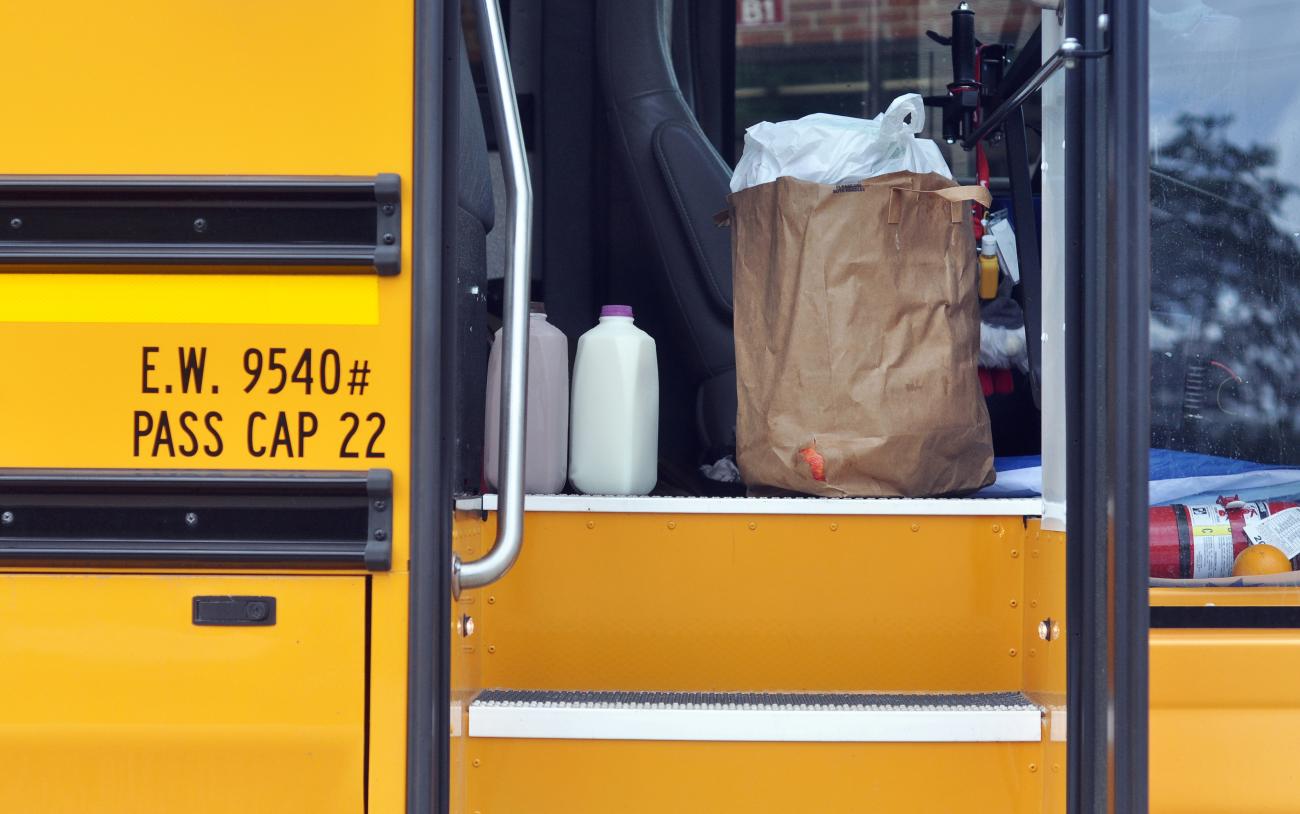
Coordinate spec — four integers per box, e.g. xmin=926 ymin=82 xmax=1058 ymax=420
xmin=569 ymin=305 xmax=658 ymax=495
xmin=484 ymin=304 xmax=569 ymax=494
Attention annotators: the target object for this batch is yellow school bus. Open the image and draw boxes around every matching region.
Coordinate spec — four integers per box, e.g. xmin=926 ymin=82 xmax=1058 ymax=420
xmin=1 ymin=1 xmax=1297 ymax=812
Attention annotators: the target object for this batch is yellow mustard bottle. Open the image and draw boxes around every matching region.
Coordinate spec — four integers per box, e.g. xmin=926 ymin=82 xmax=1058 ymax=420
xmin=979 ymin=234 xmax=1000 ymax=301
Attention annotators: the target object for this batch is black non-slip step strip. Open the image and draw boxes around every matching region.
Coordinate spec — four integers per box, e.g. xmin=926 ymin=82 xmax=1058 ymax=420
xmin=474 ymin=689 xmax=1036 ymax=711
xmin=1152 ymin=605 xmax=1300 ymax=629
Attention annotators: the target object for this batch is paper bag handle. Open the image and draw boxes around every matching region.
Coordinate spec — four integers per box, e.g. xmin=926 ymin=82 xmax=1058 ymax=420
xmin=887 ymin=184 xmax=993 ymax=224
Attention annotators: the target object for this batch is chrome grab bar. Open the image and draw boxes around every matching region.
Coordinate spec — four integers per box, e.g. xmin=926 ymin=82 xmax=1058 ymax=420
xmin=961 ymin=37 xmax=1107 ymax=150
xmin=452 ymin=0 xmax=533 ymax=598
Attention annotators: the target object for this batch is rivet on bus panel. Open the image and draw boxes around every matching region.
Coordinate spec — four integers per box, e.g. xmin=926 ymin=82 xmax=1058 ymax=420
xmin=1010 ymin=549 xmax=1019 ymax=558
xmin=1009 ymin=648 xmax=1018 ymax=657
xmin=910 ymin=523 xmax=920 ymax=532
xmin=829 ymin=522 xmax=838 ymax=531
xmin=748 ymin=522 xmax=757 ymax=531
xmin=667 ymin=520 xmax=677 ymax=530
xmin=586 ymin=520 xmax=595 ymax=529
xmin=992 ymin=523 xmax=1003 ymax=534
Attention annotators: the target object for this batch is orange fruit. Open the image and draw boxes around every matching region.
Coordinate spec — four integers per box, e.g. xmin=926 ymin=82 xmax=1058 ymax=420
xmin=1233 ymin=544 xmax=1293 ymax=576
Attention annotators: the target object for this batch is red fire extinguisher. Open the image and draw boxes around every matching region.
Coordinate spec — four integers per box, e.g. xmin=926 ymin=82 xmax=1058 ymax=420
xmin=1149 ymin=498 xmax=1299 ymax=579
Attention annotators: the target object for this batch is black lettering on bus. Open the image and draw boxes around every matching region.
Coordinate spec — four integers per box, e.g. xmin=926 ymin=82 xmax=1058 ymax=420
xmin=291 ymin=349 xmax=314 ymax=394
xmin=178 ymin=410 xmax=200 ymax=457
xmin=141 ymin=347 xmax=159 ymax=393
xmin=298 ymin=412 xmax=318 ymax=455
xmin=339 ymin=412 xmax=360 ymax=459
xmin=267 ymin=348 xmax=287 ymax=394
xmin=152 ymin=411 xmax=175 ymax=457
xmin=364 ymin=412 xmax=386 ymax=458
xmin=203 ymin=411 xmax=224 ymax=457
xmin=178 ymin=346 xmax=207 ymax=394
xmin=133 ymin=410 xmax=153 ymax=455
xmin=247 ymin=411 xmax=267 ymax=457
xmin=269 ymin=411 xmax=293 ymax=457
xmin=320 ymin=349 xmax=341 ymax=394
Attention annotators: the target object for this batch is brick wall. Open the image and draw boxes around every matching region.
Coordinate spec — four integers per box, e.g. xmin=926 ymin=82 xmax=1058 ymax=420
xmin=737 ymin=0 xmax=1035 ymax=49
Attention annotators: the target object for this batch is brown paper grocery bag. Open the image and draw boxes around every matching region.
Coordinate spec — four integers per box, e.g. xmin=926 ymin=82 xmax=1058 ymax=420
xmin=727 ymin=171 xmax=995 ymax=497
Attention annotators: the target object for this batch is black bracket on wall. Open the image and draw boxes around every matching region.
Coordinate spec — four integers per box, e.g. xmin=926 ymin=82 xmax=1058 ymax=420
xmin=0 ymin=174 xmax=402 ymax=275
xmin=0 ymin=468 xmax=393 ymax=570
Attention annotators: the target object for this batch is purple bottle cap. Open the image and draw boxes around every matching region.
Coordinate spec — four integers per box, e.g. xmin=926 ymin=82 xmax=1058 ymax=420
xmin=600 ymin=304 xmax=634 ymax=318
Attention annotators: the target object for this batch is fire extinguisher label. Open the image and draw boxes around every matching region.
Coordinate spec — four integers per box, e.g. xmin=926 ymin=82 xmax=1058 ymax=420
xmin=1243 ymin=507 xmax=1300 ymax=559
xmin=1187 ymin=504 xmax=1235 ymax=578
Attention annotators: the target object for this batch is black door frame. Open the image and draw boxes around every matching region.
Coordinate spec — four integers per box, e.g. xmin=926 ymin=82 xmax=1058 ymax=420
xmin=1065 ymin=1 xmax=1150 ymax=812
xmin=420 ymin=0 xmax=1154 ymax=810
xmin=409 ymin=0 xmax=456 ymax=811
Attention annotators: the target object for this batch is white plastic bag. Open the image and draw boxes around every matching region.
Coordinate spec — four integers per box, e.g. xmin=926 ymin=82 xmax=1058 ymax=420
xmin=730 ymin=93 xmax=952 ymax=193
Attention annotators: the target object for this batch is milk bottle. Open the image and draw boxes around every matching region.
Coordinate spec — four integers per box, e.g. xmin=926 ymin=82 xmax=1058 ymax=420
xmin=568 ymin=305 xmax=658 ymax=495
xmin=484 ymin=303 xmax=569 ymax=494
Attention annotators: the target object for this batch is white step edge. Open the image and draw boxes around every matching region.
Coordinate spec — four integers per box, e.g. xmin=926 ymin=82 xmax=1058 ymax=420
xmin=469 ymin=697 xmax=1042 ymax=743
xmin=459 ymin=493 xmax=1042 ymax=517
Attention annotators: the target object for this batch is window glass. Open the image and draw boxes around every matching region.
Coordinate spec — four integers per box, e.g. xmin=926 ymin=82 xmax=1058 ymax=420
xmin=1149 ymin=1 xmax=1300 ymax=464
xmin=734 ymin=0 xmax=1041 ymax=178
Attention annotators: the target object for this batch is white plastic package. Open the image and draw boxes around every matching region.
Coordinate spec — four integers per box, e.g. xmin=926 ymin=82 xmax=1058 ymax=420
xmin=979 ymin=323 xmax=1030 ymax=373
xmin=730 ymin=94 xmax=952 ymax=193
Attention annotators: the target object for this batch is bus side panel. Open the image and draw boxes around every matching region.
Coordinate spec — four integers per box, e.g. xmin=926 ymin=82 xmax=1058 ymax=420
xmin=0 ymin=3 xmax=417 ymax=811
xmin=0 ymin=574 xmax=366 ymax=814
xmin=1151 ymin=630 xmax=1300 ymax=814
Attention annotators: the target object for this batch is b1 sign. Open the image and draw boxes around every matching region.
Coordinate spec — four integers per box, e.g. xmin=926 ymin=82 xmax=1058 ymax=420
xmin=737 ymin=0 xmax=784 ymax=27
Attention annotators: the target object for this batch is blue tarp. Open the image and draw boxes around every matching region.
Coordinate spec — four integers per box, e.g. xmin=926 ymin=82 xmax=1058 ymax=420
xmin=975 ymin=449 xmax=1300 ymax=505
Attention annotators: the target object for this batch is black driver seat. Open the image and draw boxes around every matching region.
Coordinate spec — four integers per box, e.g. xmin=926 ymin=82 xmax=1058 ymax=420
xmin=596 ymin=0 xmax=737 ymax=466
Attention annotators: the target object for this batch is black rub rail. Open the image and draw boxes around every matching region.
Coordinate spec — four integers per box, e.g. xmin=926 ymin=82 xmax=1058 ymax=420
xmin=0 ymin=468 xmax=392 ymax=570
xmin=0 ymin=174 xmax=402 ymax=275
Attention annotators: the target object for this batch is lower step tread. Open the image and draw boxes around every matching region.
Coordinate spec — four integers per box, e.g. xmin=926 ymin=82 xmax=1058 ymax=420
xmin=468 ymin=689 xmax=1041 ymax=743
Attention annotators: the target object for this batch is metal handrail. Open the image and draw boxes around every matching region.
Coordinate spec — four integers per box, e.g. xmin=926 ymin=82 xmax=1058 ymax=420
xmin=452 ymin=0 xmax=532 ymax=598
xmin=962 ymin=37 xmax=1107 ymax=149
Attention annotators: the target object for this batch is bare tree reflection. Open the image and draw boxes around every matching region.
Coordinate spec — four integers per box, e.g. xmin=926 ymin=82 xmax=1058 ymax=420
xmin=1151 ymin=113 xmax=1300 ymax=464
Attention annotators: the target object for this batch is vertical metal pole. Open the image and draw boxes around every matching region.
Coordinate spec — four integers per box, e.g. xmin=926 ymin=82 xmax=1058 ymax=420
xmin=1064 ymin=0 xmax=1108 ymax=799
xmin=409 ymin=0 xmax=453 ymax=810
xmin=1107 ymin=0 xmax=1151 ymax=810
xmin=1066 ymin=0 xmax=1150 ymax=812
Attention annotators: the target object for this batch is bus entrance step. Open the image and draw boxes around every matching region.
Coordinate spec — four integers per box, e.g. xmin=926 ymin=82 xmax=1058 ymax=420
xmin=467 ymin=689 xmax=1041 ymax=743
